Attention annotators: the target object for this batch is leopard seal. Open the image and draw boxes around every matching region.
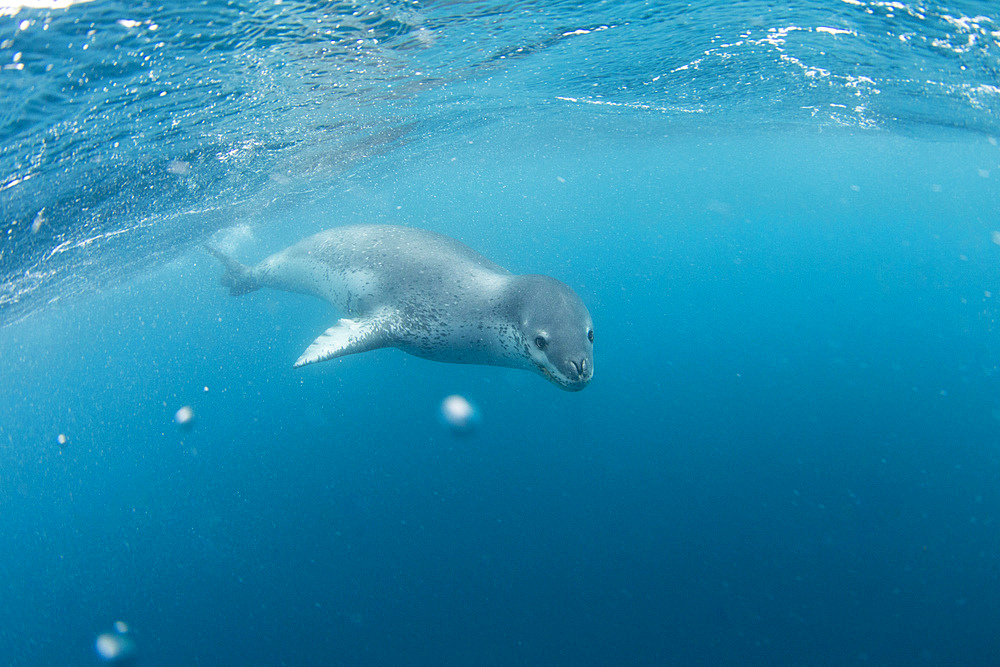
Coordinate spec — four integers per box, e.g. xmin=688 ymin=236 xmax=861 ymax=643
xmin=207 ymin=225 xmax=594 ymax=391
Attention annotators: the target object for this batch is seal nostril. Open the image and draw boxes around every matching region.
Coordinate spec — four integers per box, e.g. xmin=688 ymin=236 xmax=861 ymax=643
xmin=570 ymin=360 xmax=582 ymax=377
xmin=580 ymin=358 xmax=588 ymax=375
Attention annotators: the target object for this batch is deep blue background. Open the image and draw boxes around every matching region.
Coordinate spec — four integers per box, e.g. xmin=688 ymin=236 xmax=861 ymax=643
xmin=2 ymin=125 xmax=999 ymax=665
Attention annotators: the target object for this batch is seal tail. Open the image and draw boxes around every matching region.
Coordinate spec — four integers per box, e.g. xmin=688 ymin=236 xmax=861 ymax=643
xmin=204 ymin=245 xmax=259 ymax=296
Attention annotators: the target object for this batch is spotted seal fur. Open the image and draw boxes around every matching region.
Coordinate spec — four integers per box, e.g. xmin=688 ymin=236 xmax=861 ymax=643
xmin=208 ymin=225 xmax=594 ymax=391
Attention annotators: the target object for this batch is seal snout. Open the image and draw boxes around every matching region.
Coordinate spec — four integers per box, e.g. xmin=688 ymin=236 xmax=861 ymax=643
xmin=563 ymin=357 xmax=593 ymax=390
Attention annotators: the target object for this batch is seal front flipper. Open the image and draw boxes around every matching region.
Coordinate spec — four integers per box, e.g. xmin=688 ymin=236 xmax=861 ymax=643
xmin=294 ymin=313 xmax=395 ymax=368
xmin=205 ymin=246 xmax=259 ymax=296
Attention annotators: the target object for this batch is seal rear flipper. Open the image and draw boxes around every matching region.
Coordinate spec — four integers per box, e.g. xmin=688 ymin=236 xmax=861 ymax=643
xmin=204 ymin=245 xmax=259 ymax=296
xmin=293 ymin=316 xmax=393 ymax=368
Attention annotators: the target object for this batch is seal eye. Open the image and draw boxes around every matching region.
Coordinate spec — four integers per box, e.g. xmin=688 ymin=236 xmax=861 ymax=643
xmin=588 ymin=329 xmax=594 ymax=343
xmin=535 ymin=336 xmax=547 ymax=350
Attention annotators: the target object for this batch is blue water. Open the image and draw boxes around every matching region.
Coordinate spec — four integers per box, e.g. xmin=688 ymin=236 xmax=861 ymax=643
xmin=2 ymin=1 xmax=1000 ymax=665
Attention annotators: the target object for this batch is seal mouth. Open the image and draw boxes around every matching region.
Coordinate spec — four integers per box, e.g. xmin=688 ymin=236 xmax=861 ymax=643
xmin=538 ymin=364 xmax=591 ymax=392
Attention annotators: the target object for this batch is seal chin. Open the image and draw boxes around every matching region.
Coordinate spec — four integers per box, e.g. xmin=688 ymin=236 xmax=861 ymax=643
xmin=557 ymin=378 xmax=590 ymax=392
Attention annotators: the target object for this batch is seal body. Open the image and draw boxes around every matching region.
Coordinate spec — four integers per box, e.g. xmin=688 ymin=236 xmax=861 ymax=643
xmin=209 ymin=225 xmax=594 ymax=391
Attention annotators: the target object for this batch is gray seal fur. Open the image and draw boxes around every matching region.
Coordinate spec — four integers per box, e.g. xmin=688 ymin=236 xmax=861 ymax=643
xmin=208 ymin=225 xmax=594 ymax=391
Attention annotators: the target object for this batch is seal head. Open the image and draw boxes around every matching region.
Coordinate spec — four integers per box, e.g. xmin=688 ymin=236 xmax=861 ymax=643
xmin=507 ymin=274 xmax=594 ymax=392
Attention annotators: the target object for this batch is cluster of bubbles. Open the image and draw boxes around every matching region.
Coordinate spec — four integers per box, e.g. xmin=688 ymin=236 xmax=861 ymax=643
xmin=57 ymin=393 xmax=478 ymax=456
xmin=95 ymin=621 xmax=135 ymax=662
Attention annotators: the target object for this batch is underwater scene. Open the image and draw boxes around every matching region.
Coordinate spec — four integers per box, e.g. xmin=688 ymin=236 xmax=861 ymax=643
xmin=2 ymin=0 xmax=999 ymax=664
